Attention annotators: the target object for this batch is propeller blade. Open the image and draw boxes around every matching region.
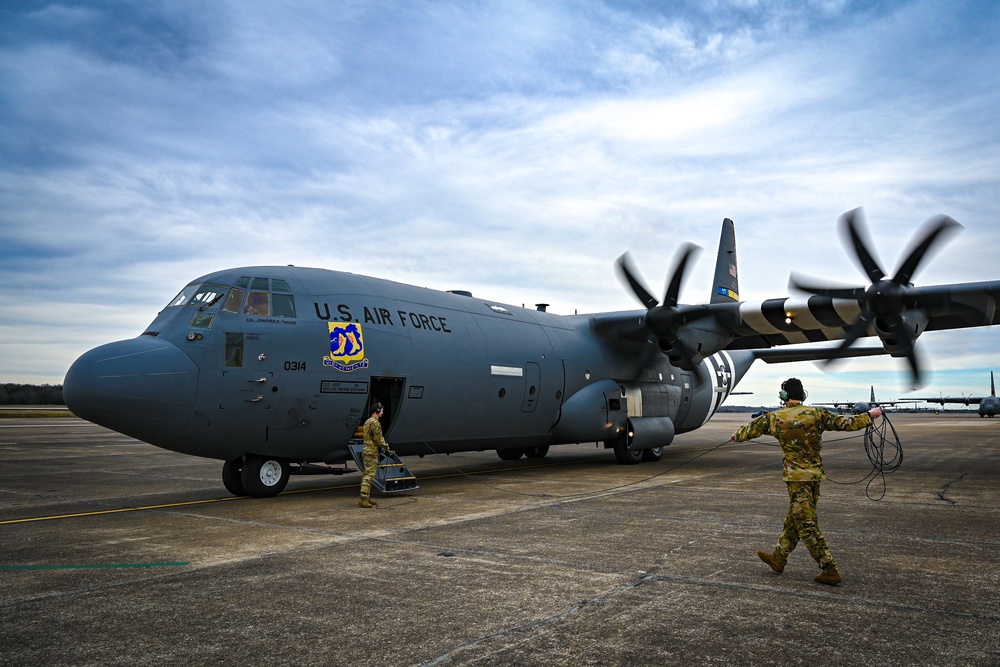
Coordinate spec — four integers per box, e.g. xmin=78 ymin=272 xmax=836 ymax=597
xmin=788 ymin=271 xmax=867 ymax=299
xmin=663 ymin=243 xmax=701 ymax=308
xmin=615 ymin=252 xmax=659 ymax=309
xmin=883 ymin=318 xmax=922 ymax=388
xmin=823 ymin=310 xmax=875 ymax=367
xmin=840 ymin=208 xmax=886 ymax=284
xmin=892 ymin=215 xmax=962 ymax=285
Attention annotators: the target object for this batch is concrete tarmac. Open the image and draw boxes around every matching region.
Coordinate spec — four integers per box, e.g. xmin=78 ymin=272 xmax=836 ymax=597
xmin=1 ymin=413 xmax=998 ymax=666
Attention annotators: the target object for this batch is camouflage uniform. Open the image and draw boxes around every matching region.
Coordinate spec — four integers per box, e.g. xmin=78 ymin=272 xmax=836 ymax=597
xmin=732 ymin=403 xmax=872 ymax=571
xmin=360 ymin=415 xmax=390 ymax=501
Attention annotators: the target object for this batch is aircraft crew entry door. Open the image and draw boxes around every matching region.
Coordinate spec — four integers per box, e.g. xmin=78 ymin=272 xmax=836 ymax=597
xmin=368 ymin=377 xmax=405 ymax=436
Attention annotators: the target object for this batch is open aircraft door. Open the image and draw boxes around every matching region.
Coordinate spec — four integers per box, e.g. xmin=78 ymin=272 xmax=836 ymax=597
xmin=367 ymin=376 xmax=406 ymax=436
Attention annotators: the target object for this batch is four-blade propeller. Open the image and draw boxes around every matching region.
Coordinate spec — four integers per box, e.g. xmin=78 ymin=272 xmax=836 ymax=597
xmin=789 ymin=207 xmax=962 ymax=388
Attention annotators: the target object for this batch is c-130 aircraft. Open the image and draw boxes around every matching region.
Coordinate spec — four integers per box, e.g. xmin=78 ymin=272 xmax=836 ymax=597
xmin=64 ymin=209 xmax=1000 ymax=497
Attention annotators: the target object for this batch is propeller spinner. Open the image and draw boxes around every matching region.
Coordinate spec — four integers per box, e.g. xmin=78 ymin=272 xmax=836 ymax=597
xmin=789 ymin=208 xmax=962 ymax=388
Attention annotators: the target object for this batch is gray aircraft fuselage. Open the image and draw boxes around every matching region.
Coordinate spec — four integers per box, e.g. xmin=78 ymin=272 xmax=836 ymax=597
xmin=64 ymin=265 xmax=749 ymax=468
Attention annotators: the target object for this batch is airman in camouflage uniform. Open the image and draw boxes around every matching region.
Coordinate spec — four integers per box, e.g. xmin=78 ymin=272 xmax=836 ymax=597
xmin=730 ymin=378 xmax=881 ymax=585
xmin=359 ymin=402 xmax=391 ymax=508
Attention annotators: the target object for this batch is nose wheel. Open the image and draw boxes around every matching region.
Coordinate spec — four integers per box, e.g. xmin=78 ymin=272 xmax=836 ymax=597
xmin=222 ymin=458 xmax=246 ymax=496
xmin=222 ymin=455 xmax=290 ymax=497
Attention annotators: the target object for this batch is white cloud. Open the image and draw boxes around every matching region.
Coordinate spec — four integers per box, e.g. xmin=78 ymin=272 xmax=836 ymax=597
xmin=1 ymin=0 xmax=999 ymax=401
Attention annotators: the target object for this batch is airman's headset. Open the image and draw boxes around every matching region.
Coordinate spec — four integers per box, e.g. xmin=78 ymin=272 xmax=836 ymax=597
xmin=371 ymin=401 xmax=384 ymax=415
xmin=779 ymin=378 xmax=809 ymax=403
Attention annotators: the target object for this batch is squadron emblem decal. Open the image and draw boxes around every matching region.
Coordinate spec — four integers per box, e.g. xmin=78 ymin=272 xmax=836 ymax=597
xmin=324 ymin=322 xmax=369 ymax=372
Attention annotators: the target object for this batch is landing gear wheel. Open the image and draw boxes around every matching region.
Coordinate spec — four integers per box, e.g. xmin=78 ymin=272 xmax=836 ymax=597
xmin=222 ymin=458 xmax=247 ymax=496
xmin=525 ymin=445 xmax=550 ymax=459
xmin=641 ymin=446 xmax=663 ymax=462
xmin=611 ymin=438 xmax=643 ymax=465
xmin=240 ymin=455 xmax=290 ymax=497
xmin=497 ymin=448 xmax=524 ymax=461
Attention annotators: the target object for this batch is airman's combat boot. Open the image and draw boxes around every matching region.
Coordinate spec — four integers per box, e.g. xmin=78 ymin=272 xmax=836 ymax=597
xmin=757 ymin=550 xmax=785 ymax=573
xmin=814 ymin=566 xmax=842 ymax=586
xmin=359 ymin=498 xmax=374 ymax=508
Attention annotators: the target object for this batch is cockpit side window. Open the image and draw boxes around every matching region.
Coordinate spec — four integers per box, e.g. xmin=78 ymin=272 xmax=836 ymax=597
xmin=272 ymin=293 xmax=296 ymax=318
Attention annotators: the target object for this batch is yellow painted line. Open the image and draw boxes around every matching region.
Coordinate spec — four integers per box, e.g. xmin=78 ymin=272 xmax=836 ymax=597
xmin=0 ymin=457 xmax=595 ymax=525
xmin=0 ymin=495 xmax=249 ymax=525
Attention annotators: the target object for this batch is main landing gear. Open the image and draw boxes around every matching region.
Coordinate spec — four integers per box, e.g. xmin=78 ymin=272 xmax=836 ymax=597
xmin=609 ymin=437 xmax=663 ymax=465
xmin=496 ymin=445 xmax=550 ymax=461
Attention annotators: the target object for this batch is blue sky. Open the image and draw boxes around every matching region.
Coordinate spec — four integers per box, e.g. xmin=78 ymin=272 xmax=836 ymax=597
xmin=2 ymin=0 xmax=999 ymax=406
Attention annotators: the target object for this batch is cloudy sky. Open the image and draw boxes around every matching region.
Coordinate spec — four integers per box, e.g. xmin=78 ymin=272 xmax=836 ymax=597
xmin=2 ymin=0 xmax=999 ymax=406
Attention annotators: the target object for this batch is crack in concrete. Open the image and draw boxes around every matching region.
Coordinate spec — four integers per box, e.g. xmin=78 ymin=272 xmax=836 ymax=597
xmin=936 ymin=473 xmax=968 ymax=504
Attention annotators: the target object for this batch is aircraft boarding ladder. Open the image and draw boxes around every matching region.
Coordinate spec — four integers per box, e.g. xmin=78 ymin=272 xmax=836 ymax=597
xmin=348 ymin=441 xmax=420 ymax=493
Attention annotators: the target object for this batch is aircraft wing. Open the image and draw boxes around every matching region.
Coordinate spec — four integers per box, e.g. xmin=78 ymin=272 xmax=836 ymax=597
xmin=907 ymin=396 xmax=986 ymax=405
xmin=726 ymin=284 xmax=1000 ymax=349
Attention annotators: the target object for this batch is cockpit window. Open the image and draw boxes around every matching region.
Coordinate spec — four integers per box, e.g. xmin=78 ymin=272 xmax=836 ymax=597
xmin=169 ymin=277 xmax=295 ymax=318
xmin=191 ymin=285 xmax=227 ymax=308
xmin=167 ymin=285 xmax=198 ymax=307
xmin=222 ymin=288 xmax=246 ymax=313
xmin=272 ymin=293 xmax=296 ymax=318
xmin=244 ymin=292 xmax=270 ymax=316
xmin=166 ymin=284 xmax=228 ymax=309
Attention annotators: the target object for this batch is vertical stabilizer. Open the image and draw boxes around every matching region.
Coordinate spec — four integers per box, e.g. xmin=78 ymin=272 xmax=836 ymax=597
xmin=991 ymin=371 xmax=996 ymax=397
xmin=870 ymin=386 xmax=876 ymax=403
xmin=710 ymin=218 xmax=739 ymax=304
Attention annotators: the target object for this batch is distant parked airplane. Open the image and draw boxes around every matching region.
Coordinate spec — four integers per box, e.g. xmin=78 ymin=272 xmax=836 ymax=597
xmin=814 ymin=386 xmax=911 ymax=414
xmin=910 ymin=372 xmax=1000 ymax=417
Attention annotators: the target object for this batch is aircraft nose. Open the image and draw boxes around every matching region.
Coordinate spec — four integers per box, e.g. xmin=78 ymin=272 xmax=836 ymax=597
xmin=64 ymin=336 xmax=199 ymax=449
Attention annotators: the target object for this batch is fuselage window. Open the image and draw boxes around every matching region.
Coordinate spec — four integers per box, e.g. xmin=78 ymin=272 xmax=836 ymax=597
xmin=235 ymin=276 xmax=251 ymax=289
xmin=244 ymin=292 xmax=270 ymax=316
xmin=222 ymin=288 xmax=246 ymax=313
xmin=251 ymin=277 xmax=270 ymax=291
xmin=225 ymin=333 xmax=244 ymax=367
xmin=272 ymin=278 xmax=292 ymax=293
xmin=272 ymin=294 xmax=296 ymax=318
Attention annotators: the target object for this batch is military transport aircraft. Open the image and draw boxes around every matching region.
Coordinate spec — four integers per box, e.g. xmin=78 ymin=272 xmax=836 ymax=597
xmin=63 ymin=209 xmax=1000 ymax=497
xmin=910 ymin=371 xmax=1000 ymax=417
xmin=814 ymin=386 xmax=914 ymax=414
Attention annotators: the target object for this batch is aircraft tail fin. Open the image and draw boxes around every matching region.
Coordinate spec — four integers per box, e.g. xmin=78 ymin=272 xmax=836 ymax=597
xmin=710 ymin=218 xmax=739 ymax=304
xmin=870 ymin=385 xmax=876 ymax=402
xmin=992 ymin=371 xmax=995 ymax=397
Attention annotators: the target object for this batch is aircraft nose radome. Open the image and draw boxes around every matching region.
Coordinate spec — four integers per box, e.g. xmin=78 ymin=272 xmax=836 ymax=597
xmin=64 ymin=336 xmax=199 ymax=449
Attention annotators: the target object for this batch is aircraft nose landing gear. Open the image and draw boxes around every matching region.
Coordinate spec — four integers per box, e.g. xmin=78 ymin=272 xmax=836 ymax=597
xmin=223 ymin=455 xmax=290 ymax=497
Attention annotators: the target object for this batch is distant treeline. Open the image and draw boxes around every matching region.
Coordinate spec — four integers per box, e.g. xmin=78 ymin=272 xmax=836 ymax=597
xmin=0 ymin=383 xmax=64 ymax=405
